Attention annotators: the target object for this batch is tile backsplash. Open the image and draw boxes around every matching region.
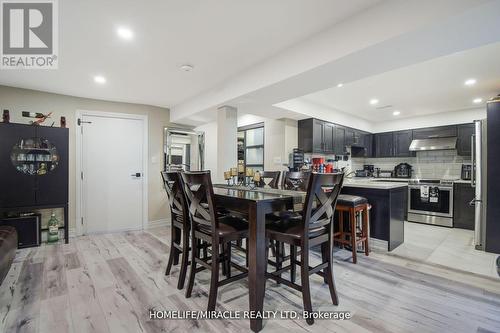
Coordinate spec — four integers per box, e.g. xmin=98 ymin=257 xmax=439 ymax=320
xmin=352 ymin=150 xmax=471 ymax=179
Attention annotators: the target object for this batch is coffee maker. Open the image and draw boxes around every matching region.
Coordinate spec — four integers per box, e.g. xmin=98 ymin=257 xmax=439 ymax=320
xmin=363 ymin=164 xmax=375 ymax=177
xmin=394 ymin=163 xmax=412 ymax=178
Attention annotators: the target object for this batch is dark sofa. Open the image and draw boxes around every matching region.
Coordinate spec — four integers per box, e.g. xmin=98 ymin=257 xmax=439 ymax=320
xmin=0 ymin=226 xmax=17 ymax=285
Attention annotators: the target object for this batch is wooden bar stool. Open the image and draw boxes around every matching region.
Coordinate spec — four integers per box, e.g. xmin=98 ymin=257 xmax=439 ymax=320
xmin=334 ymin=195 xmax=369 ymax=264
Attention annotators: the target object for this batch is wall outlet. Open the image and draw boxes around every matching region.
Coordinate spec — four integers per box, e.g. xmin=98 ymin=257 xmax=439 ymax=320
xmin=273 ymin=156 xmax=282 ymax=164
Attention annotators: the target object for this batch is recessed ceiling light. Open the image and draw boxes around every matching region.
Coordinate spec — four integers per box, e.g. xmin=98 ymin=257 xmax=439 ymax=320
xmin=337 ymin=83 xmax=344 ymax=88
xmin=369 ymin=99 xmax=379 ymax=105
xmin=464 ymin=78 xmax=477 ymax=86
xmin=117 ymin=27 xmax=133 ymax=40
xmin=94 ymin=75 xmax=106 ymax=84
xmin=180 ymin=64 xmax=194 ymax=72
xmin=473 ymin=98 xmax=482 ymax=104
xmin=393 ymin=110 xmax=401 ymax=116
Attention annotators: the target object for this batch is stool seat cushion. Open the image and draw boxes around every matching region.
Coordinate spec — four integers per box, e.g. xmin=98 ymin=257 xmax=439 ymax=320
xmin=337 ymin=194 xmax=368 ymax=207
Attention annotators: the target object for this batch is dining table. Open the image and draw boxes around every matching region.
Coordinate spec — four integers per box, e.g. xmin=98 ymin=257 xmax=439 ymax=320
xmin=213 ymin=184 xmax=306 ymax=332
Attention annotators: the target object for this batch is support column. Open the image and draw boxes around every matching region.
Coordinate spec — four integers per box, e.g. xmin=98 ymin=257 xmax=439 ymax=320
xmin=216 ymin=105 xmax=238 ymax=183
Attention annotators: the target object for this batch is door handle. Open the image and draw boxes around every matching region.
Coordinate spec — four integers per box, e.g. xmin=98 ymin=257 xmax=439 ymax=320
xmin=469 ymin=198 xmax=482 ymax=206
xmin=131 ymin=172 xmax=141 ymax=177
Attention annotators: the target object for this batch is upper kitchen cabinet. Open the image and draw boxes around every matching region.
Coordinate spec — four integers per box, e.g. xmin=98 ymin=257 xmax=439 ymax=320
xmin=298 ymin=118 xmax=320 ymax=153
xmin=374 ymin=132 xmax=394 ymax=157
xmin=457 ymin=123 xmax=474 ymax=156
xmin=412 ymin=125 xmax=457 ymax=139
xmin=298 ymin=118 xmax=334 ymax=153
xmin=333 ymin=125 xmax=346 ymax=155
xmin=393 ymin=130 xmax=415 ymax=157
xmin=344 ymin=128 xmax=355 ymax=147
xmin=323 ymin=122 xmax=335 ymax=153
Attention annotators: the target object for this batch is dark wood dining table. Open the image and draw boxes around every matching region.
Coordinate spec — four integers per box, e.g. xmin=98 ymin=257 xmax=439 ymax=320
xmin=213 ymin=184 xmax=306 ymax=332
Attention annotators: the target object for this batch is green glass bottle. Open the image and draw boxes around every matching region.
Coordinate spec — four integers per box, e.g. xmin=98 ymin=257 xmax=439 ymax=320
xmin=47 ymin=212 xmax=59 ymax=243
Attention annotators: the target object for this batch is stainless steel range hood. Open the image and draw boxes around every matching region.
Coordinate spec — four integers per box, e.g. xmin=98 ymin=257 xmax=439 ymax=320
xmin=409 ymin=137 xmax=457 ymax=151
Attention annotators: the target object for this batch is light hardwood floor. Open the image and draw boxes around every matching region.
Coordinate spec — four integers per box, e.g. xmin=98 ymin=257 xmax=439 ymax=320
xmin=391 ymin=222 xmax=499 ymax=278
xmin=1 ymin=226 xmax=500 ymax=333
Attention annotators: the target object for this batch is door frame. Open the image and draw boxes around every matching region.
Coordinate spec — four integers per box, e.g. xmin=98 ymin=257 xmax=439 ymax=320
xmin=75 ymin=110 xmax=149 ymax=236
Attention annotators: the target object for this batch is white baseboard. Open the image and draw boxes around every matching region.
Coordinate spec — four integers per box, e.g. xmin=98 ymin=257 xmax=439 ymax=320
xmin=146 ymin=218 xmax=169 ymax=229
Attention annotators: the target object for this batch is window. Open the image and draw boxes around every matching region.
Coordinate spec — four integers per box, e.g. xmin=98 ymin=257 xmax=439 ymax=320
xmin=238 ymin=123 xmax=264 ymax=177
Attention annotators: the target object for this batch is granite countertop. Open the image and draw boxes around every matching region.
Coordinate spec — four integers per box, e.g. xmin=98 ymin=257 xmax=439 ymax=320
xmin=343 ymin=179 xmax=408 ymax=189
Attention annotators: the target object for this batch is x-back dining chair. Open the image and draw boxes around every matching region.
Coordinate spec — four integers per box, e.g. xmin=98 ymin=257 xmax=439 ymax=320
xmin=161 ymin=171 xmax=190 ymax=290
xmin=181 ymin=171 xmax=249 ymax=311
xmin=256 ymin=171 xmax=281 ymax=189
xmin=282 ymin=171 xmax=311 ymax=192
xmin=266 ymin=172 xmax=344 ymax=325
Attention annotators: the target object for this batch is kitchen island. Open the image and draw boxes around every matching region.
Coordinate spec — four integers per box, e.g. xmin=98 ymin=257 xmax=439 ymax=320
xmin=342 ymin=179 xmax=407 ymax=251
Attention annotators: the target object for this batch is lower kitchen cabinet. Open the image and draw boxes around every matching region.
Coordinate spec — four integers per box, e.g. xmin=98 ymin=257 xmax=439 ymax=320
xmin=453 ymin=182 xmax=475 ymax=230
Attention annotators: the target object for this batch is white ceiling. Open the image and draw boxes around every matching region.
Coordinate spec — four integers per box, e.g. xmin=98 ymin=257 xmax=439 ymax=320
xmin=0 ymin=0 xmax=380 ymax=108
xmin=293 ymin=42 xmax=500 ymax=122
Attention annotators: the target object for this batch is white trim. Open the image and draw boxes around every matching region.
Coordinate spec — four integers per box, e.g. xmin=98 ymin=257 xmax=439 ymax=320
xmin=75 ymin=110 xmax=149 ymax=236
xmin=146 ymin=218 xmax=169 ymax=229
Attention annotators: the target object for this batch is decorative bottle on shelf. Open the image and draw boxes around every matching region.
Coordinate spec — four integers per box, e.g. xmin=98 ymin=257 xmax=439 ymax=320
xmin=47 ymin=212 xmax=59 ymax=243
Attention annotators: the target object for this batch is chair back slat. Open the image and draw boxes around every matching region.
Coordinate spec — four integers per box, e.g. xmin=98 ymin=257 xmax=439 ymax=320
xmin=256 ymin=171 xmax=281 ymax=189
xmin=282 ymin=171 xmax=311 ymax=191
xmin=180 ymin=171 xmax=219 ymax=235
xmin=161 ymin=171 xmax=189 ymax=229
xmin=301 ymin=173 xmax=344 ymax=236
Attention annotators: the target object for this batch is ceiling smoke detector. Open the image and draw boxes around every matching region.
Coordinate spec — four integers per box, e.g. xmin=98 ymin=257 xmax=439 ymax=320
xmin=180 ymin=64 xmax=194 ymax=72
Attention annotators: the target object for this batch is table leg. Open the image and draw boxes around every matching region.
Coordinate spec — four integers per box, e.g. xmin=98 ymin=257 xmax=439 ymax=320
xmin=248 ymin=201 xmax=266 ymax=332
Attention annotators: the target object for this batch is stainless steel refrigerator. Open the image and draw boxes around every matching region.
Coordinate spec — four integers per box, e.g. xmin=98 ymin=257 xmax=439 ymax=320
xmin=472 ymin=118 xmax=487 ymax=250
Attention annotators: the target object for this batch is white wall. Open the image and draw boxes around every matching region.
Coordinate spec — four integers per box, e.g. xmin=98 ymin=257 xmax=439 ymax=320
xmin=372 ymin=108 xmax=486 ymax=133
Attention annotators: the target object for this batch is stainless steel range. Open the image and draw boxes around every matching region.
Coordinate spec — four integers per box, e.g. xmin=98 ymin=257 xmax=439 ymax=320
xmin=407 ymin=179 xmax=455 ymax=227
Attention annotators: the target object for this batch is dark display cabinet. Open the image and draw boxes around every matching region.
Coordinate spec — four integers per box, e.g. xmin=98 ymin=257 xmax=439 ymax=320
xmin=0 ymin=123 xmax=69 ymax=243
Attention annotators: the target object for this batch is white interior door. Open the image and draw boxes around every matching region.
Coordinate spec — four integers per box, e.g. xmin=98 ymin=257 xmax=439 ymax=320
xmin=81 ymin=114 xmax=145 ymax=234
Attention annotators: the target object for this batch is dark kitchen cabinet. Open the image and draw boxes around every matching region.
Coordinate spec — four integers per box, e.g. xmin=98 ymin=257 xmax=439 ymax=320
xmin=323 ymin=122 xmax=335 ymax=153
xmin=333 ymin=125 xmax=346 ymax=155
xmin=298 ymin=118 xmax=336 ymax=154
xmin=312 ymin=119 xmax=324 ymax=152
xmin=457 ymin=123 xmax=474 ymax=156
xmin=345 ymin=128 xmax=355 ymax=147
xmin=393 ymin=130 xmax=414 ymax=157
xmin=412 ymin=125 xmax=457 ymax=139
xmin=453 ymin=182 xmax=475 ymax=230
xmin=364 ymin=133 xmax=373 ymax=157
xmin=374 ymin=132 xmax=394 ymax=157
